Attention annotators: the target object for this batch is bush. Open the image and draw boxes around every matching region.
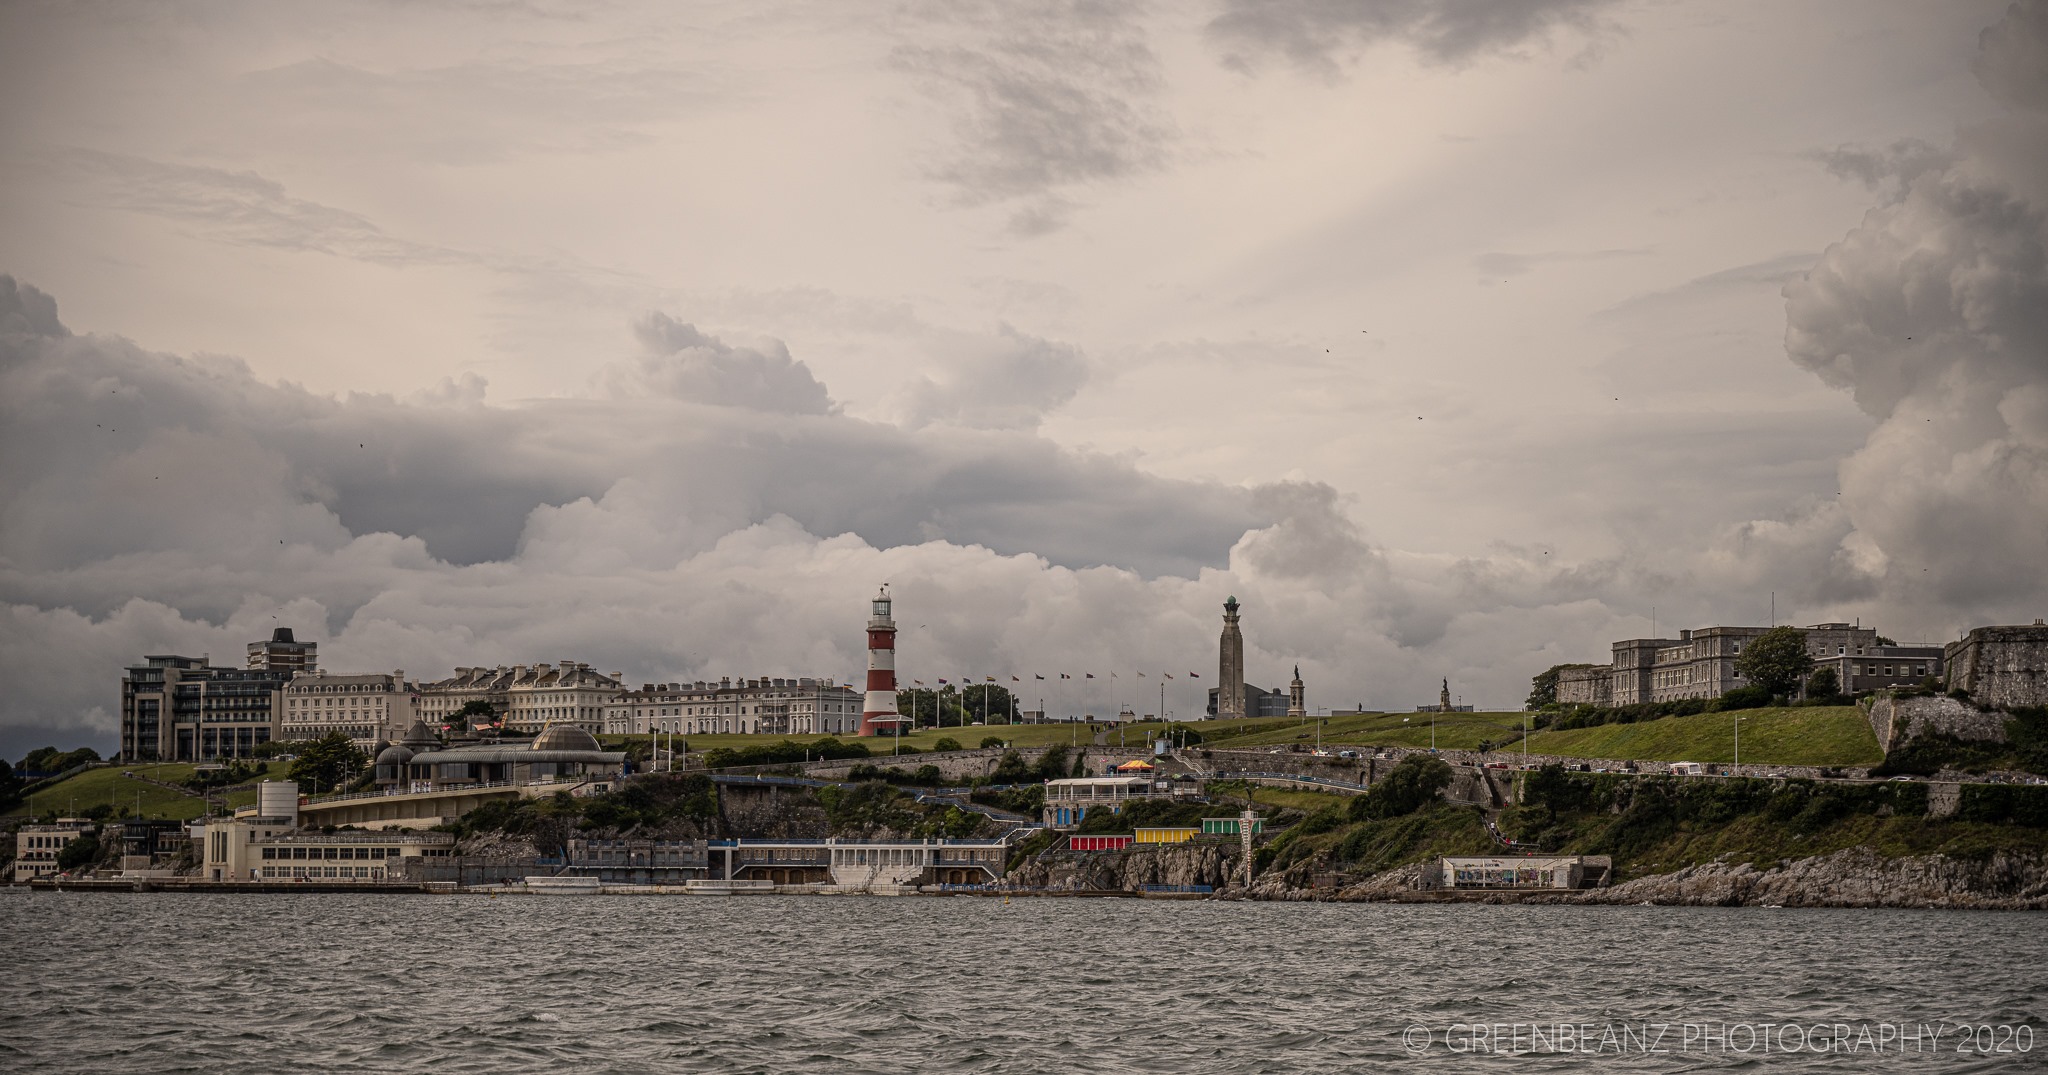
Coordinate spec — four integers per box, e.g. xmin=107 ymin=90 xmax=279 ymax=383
xmin=979 ymin=736 xmax=1006 ymax=750
xmin=1348 ymin=756 xmax=1454 ymax=821
xmin=932 ymin=738 xmax=964 ymax=753
xmin=1957 ymin=785 xmax=2048 ymax=828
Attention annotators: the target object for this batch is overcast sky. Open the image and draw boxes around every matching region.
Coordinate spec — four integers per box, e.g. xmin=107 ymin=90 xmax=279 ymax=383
xmin=3 ymin=1 xmax=2044 ymax=758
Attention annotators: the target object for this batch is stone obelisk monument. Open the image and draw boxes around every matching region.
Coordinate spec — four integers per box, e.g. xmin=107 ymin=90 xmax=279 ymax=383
xmin=1218 ymin=596 xmax=1246 ymax=719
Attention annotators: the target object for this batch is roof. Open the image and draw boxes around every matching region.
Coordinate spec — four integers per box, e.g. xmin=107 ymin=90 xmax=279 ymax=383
xmin=532 ymin=724 xmax=602 ymax=752
xmin=1046 ymin=776 xmax=1151 ymax=787
xmin=408 ymin=743 xmax=625 ymax=765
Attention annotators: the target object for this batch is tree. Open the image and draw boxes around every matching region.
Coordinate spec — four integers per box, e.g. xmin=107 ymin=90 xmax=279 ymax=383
xmin=56 ymin=831 xmax=101 ymax=872
xmin=978 ymin=735 xmax=1005 ymax=750
xmin=450 ymin=699 xmax=498 ymax=732
xmin=932 ymin=737 xmax=963 ymax=753
xmin=1348 ymin=756 xmax=1454 ymax=821
xmin=1806 ymin=666 xmax=1840 ymax=699
xmin=287 ymin=732 xmax=370 ymax=793
xmin=895 ymin=687 xmax=968 ymax=728
xmin=1734 ymin=626 xmax=1815 ymax=698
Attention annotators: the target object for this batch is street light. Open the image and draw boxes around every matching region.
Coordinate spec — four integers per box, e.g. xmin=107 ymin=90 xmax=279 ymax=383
xmin=1733 ymin=715 xmax=1746 ymax=778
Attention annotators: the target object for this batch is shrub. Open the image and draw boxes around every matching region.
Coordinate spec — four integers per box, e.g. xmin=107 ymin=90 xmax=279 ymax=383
xmin=932 ymin=738 xmax=964 ymax=753
xmin=978 ymin=736 xmax=1006 ymax=750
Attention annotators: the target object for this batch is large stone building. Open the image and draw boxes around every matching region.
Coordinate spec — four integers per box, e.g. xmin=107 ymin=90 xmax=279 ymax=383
xmin=1551 ymin=622 xmax=1944 ymax=707
xmin=603 ymin=677 xmax=862 ymax=737
xmin=279 ymin=671 xmax=419 ymax=748
xmin=1945 ymin=621 xmax=2048 ymax=707
xmin=1206 ymin=683 xmax=1291 ymax=718
xmin=120 ymin=654 xmax=293 ymax=762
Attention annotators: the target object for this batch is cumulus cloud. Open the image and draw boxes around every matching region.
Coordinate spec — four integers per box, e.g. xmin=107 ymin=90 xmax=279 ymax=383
xmin=890 ymin=322 xmax=1088 ymax=430
xmin=0 ymin=275 xmax=1686 ymax=756
xmin=1776 ymin=0 xmax=2048 ymax=616
xmin=603 ymin=313 xmax=835 ymax=413
xmin=1206 ymin=0 xmax=1623 ymax=76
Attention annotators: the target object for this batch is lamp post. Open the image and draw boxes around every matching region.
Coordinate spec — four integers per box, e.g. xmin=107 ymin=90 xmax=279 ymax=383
xmin=1733 ymin=715 xmax=1745 ymax=778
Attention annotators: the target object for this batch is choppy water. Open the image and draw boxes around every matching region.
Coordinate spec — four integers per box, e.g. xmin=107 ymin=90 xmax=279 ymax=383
xmin=2 ymin=892 xmax=2043 ymax=1073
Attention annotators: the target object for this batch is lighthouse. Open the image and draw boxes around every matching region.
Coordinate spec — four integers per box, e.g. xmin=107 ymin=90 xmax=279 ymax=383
xmin=859 ymin=586 xmax=905 ymax=736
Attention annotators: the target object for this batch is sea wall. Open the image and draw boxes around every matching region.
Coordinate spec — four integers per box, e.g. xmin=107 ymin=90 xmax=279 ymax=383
xmin=1556 ymin=847 xmax=2048 ymax=910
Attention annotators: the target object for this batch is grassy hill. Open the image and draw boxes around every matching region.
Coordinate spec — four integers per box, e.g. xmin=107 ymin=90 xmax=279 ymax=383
xmin=601 ymin=715 xmax=1295 ymax=756
xmin=4 ymin=763 xmax=268 ymax=822
xmin=1519 ymin=706 xmax=1881 ymax=767
xmin=1196 ymin=706 xmax=1881 ymax=768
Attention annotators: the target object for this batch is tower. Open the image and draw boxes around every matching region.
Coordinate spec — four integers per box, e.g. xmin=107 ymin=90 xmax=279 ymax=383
xmin=1287 ymin=664 xmax=1305 ymax=718
xmin=859 ymin=586 xmax=905 ymax=737
xmin=1218 ymin=596 xmax=1246 ymax=719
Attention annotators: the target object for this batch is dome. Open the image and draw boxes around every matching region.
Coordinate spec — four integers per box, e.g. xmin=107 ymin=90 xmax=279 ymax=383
xmin=398 ymin=720 xmax=439 ymax=750
xmin=374 ymin=743 xmax=414 ymax=766
xmin=531 ymin=724 xmax=601 ymax=752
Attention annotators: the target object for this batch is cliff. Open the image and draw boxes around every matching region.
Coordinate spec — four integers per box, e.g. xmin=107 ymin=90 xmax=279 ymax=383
xmin=1550 ymin=847 xmax=2048 ymax=910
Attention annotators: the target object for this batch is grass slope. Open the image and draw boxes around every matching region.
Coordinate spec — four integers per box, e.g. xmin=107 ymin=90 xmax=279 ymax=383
xmin=1206 ymin=712 xmax=1530 ymax=751
xmin=601 ymin=715 xmax=1299 ymax=757
xmin=5 ymin=764 xmax=269 ymax=821
xmin=1520 ymin=707 xmax=1881 ymax=767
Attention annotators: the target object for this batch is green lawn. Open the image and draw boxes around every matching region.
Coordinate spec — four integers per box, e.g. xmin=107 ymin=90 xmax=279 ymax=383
xmin=1518 ymin=706 xmax=1882 ymax=767
xmin=1205 ymin=711 xmax=1532 ymax=752
xmin=601 ymin=715 xmax=1298 ymax=757
xmin=5 ymin=763 xmax=269 ymax=822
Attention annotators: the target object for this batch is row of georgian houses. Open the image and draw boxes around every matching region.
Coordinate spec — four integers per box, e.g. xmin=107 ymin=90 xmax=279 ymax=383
xmin=118 ymin=628 xmax=861 ymax=762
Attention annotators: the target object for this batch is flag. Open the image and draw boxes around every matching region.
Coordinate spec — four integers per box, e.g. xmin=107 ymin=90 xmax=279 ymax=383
xmin=1035 ymin=674 xmax=1045 ymax=680
xmin=986 ymin=676 xmax=996 ymax=682
xmin=913 ymin=680 xmax=924 ymax=686
xmin=938 ymin=678 xmax=949 ymax=684
xmin=1189 ymin=672 xmax=1200 ymax=678
xmin=1060 ymin=674 xmax=1070 ymax=679
xmin=1111 ymin=672 xmax=1119 ymax=678
xmin=1164 ymin=673 xmax=1174 ymax=679
xmin=1085 ymin=673 xmax=1095 ymax=679
xmin=1011 ymin=676 xmax=1020 ymax=681
xmin=1138 ymin=672 xmax=1147 ymax=678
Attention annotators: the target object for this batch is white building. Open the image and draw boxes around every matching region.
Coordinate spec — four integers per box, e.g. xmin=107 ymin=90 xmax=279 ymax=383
xmin=280 ymin=672 xmax=418 ymax=748
xmin=12 ymin=819 xmax=95 ymax=883
xmin=602 ymin=677 xmax=863 ymax=737
xmin=503 ymin=662 xmax=623 ymax=734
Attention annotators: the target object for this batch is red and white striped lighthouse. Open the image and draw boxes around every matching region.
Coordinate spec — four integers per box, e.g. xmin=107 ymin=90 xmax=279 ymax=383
xmin=859 ymin=585 xmax=906 ymax=736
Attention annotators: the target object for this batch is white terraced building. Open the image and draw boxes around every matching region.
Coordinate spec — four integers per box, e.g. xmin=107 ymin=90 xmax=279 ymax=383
xmin=501 ymin=662 xmax=624 ymax=734
xmin=279 ymin=672 xmax=418 ymax=748
xmin=602 ymin=677 xmax=864 ymax=737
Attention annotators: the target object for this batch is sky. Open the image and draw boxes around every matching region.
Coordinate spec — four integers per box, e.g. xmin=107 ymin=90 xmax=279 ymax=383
xmin=2 ymin=0 xmax=2044 ymax=758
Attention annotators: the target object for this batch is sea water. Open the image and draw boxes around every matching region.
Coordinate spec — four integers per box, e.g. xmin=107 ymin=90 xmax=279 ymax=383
xmin=2 ymin=892 xmax=2042 ymax=1072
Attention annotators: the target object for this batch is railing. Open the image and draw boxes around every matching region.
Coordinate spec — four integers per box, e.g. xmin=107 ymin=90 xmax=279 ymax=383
xmin=301 ymin=780 xmax=518 ymax=805
xmin=1138 ymin=884 xmax=1214 ymax=894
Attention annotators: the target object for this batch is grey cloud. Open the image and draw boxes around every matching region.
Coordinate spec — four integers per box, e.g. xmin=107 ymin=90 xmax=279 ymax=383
xmin=1206 ymin=0 xmax=1623 ymax=76
xmin=54 ymin=149 xmax=464 ymax=266
xmin=893 ymin=323 xmax=1088 ymax=430
xmin=604 ymin=313 xmax=835 ymax=414
xmin=891 ymin=1 xmax=1175 ymax=233
xmin=1974 ymin=0 xmax=2048 ymax=112
xmin=1812 ymin=138 xmax=1953 ymax=199
xmin=1773 ymin=1 xmax=2048 ymax=619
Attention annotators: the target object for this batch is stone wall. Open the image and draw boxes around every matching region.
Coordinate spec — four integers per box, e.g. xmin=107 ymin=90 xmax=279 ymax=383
xmin=1865 ymin=694 xmax=2010 ymax=752
xmin=1555 ymin=665 xmax=1614 ymax=707
xmin=1945 ymin=623 xmax=2048 ymax=708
